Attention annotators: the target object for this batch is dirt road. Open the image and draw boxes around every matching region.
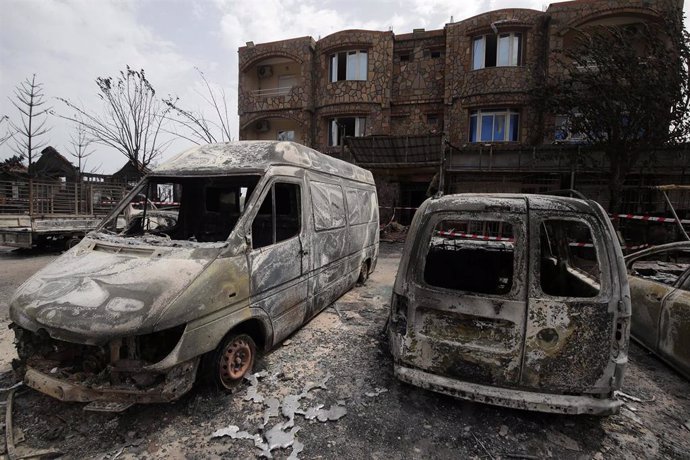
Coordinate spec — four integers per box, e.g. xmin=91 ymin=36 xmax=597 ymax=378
xmin=0 ymin=244 xmax=688 ymax=459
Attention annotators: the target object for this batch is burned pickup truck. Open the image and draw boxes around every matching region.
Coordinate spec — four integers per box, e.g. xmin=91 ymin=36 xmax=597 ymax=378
xmin=9 ymin=141 xmax=379 ymax=411
xmin=388 ymin=194 xmax=630 ymax=415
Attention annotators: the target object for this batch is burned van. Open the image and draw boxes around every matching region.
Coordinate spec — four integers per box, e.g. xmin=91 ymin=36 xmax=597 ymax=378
xmin=9 ymin=141 xmax=378 ymax=410
xmin=388 ymin=194 xmax=630 ymax=415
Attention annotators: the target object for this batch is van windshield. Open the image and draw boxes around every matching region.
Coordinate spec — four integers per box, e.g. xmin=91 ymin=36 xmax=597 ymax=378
xmin=97 ymin=175 xmax=261 ymax=243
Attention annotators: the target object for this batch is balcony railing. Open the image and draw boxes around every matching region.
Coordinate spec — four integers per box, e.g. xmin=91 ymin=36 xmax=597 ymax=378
xmin=252 ymin=86 xmax=294 ymax=97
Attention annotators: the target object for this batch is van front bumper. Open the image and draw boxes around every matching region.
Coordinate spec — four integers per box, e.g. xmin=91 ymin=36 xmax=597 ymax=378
xmin=23 ymin=359 xmax=198 ymax=405
xmin=394 ymin=364 xmax=622 ymax=415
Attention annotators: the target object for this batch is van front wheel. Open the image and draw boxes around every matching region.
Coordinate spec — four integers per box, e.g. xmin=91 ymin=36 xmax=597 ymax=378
xmin=207 ymin=333 xmax=256 ymax=392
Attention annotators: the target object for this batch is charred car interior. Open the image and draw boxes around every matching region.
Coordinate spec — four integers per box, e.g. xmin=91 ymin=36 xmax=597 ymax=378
xmin=105 ymin=175 xmax=260 ymax=243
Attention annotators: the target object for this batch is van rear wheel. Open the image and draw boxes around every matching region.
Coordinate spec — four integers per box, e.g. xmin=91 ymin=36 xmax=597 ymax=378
xmin=207 ymin=333 xmax=256 ymax=392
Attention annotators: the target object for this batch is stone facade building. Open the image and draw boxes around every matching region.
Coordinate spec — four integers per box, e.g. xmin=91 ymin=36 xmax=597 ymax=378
xmin=238 ymin=0 xmax=688 ymax=223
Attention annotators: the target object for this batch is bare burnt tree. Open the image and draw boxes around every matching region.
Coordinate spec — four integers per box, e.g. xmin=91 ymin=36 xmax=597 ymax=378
xmin=7 ymin=75 xmax=52 ymax=170
xmin=0 ymin=115 xmax=13 ymax=146
xmin=58 ymin=67 xmax=171 ymax=170
xmin=68 ymin=125 xmax=96 ymax=176
xmin=540 ymin=7 xmax=690 ymax=212
xmin=163 ymin=67 xmax=233 ymax=144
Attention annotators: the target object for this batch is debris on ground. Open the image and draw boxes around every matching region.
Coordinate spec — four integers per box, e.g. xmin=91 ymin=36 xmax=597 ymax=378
xmin=211 ymin=371 xmax=345 ymax=458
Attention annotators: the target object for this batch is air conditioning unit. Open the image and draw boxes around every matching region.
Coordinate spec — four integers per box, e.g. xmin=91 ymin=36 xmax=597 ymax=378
xmin=257 ymin=65 xmax=273 ymax=79
xmin=255 ymin=120 xmax=271 ymax=132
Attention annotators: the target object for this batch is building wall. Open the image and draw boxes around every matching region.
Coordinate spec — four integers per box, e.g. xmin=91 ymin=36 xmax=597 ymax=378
xmin=237 ymin=0 xmax=682 ymax=220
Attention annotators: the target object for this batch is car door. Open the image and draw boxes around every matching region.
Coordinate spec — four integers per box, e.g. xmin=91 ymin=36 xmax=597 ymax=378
xmin=247 ymin=177 xmax=310 ymax=345
xmin=657 ymin=265 xmax=690 ymax=379
xmin=521 ymin=212 xmax=618 ymax=393
xmin=408 ymin=198 xmax=529 ymax=387
xmin=627 ymin=248 xmax=684 ymax=352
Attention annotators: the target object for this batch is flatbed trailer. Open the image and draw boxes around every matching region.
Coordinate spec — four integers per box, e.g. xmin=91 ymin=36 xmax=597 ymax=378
xmin=0 ymin=179 xmax=126 ymax=248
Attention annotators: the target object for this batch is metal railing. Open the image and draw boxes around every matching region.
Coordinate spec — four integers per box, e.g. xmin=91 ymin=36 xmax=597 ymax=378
xmin=0 ymin=179 xmax=126 ymax=216
xmin=252 ymin=86 xmax=294 ymax=97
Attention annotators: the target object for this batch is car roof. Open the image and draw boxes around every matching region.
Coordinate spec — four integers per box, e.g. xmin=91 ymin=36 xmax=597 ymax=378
xmin=152 ymin=141 xmax=375 ymax=185
xmin=422 ymin=193 xmax=601 ymax=215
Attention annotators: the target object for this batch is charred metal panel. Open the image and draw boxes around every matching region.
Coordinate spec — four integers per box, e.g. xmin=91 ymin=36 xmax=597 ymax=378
xmin=521 ymin=300 xmax=614 ymax=391
xmin=628 ymin=277 xmax=668 ymax=350
xmin=10 ymin=241 xmax=214 ymax=344
xmin=657 ymin=289 xmax=690 ymax=378
xmin=153 ymin=141 xmax=374 ymax=185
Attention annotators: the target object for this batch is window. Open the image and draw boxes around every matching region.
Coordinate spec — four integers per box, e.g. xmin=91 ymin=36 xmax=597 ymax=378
xmin=631 ymin=249 xmax=690 ymax=287
xmin=102 ymin=176 xmax=260 ymax=243
xmin=329 ymin=117 xmax=366 ymax=146
xmin=251 ymin=182 xmax=301 ymax=249
xmin=399 ymin=53 xmax=411 ymax=62
xmin=310 ymin=182 xmax=346 ymax=231
xmin=469 ymin=109 xmax=519 ymax=142
xmin=329 ymin=50 xmax=368 ymax=82
xmin=554 ymin=115 xmax=586 ymax=143
xmin=345 ymin=189 xmax=374 ymax=225
xmin=540 ymin=219 xmax=600 ymax=298
xmin=426 ymin=114 xmax=440 ymax=130
xmin=472 ymin=32 xmax=522 ymax=69
xmin=277 ymin=130 xmax=295 ymax=141
xmin=425 ymin=219 xmax=515 ymax=295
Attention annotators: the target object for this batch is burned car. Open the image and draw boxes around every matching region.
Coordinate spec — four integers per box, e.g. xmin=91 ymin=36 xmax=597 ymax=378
xmin=9 ymin=141 xmax=379 ymax=410
xmin=388 ymin=194 xmax=630 ymax=415
xmin=626 ymin=241 xmax=690 ymax=380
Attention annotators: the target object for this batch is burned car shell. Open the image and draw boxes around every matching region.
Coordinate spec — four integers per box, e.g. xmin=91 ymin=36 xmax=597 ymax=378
xmin=626 ymin=241 xmax=690 ymax=380
xmin=388 ymin=194 xmax=630 ymax=415
xmin=9 ymin=141 xmax=379 ymax=405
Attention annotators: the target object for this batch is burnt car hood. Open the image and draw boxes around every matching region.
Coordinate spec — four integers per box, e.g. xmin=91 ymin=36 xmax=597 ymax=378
xmin=9 ymin=240 xmax=218 ymax=345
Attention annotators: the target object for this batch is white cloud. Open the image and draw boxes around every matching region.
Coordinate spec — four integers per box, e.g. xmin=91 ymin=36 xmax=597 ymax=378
xmin=0 ymin=0 xmax=198 ymax=172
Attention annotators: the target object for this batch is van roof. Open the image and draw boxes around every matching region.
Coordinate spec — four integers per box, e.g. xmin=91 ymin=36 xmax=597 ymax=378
xmin=151 ymin=141 xmax=375 ymax=185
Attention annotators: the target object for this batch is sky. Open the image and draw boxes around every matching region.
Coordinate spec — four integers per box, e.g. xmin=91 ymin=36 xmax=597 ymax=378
xmin=1 ymin=0 xmax=689 ymax=173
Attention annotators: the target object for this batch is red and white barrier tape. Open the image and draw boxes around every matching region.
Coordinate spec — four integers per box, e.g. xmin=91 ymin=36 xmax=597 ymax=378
xmin=612 ymin=213 xmax=690 ymax=225
xmin=436 ymin=230 xmax=514 ymax=242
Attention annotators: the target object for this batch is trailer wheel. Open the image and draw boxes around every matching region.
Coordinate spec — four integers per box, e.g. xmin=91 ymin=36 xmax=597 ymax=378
xmin=205 ymin=333 xmax=256 ymax=392
xmin=65 ymin=236 xmax=81 ymax=250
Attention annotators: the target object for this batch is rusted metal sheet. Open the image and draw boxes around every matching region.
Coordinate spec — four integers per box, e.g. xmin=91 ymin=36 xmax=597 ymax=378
xmin=9 ymin=141 xmax=379 ymax=408
xmin=388 ymin=193 xmax=629 ymax=415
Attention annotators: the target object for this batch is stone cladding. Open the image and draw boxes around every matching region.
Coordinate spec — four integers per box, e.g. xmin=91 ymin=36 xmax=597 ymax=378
xmin=238 ymin=0 xmax=677 ymax=151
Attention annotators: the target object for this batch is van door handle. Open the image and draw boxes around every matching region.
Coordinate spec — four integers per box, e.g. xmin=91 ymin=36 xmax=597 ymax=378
xmin=300 ymin=249 xmax=309 ymax=255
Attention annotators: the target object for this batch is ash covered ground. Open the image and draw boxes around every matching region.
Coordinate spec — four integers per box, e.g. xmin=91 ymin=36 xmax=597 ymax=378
xmin=0 ymin=244 xmax=688 ymax=459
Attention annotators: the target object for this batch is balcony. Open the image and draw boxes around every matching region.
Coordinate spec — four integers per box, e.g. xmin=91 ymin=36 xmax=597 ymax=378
xmin=239 ymin=56 xmax=307 ymax=114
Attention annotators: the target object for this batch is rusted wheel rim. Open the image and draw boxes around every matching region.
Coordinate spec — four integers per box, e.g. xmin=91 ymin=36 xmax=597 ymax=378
xmin=221 ymin=338 xmax=252 ymax=384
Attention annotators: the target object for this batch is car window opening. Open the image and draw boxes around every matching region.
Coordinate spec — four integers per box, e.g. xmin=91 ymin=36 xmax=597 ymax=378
xmin=251 ymin=182 xmax=301 ymax=249
xmin=102 ymin=175 xmax=260 ymax=243
xmin=540 ymin=219 xmax=601 ymax=297
xmin=631 ymin=249 xmax=690 ymax=286
xmin=424 ymin=220 xmax=515 ymax=295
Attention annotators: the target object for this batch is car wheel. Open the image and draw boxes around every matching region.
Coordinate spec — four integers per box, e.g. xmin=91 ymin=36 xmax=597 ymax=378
xmin=208 ymin=333 xmax=256 ymax=392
